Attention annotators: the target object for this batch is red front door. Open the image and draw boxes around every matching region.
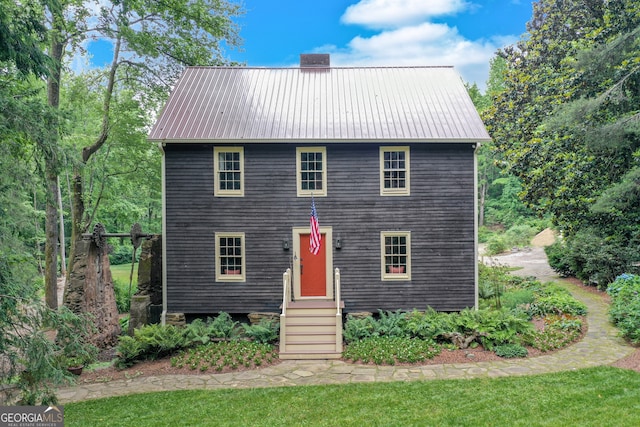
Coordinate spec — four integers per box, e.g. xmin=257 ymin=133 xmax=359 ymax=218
xmin=299 ymin=233 xmax=327 ymax=297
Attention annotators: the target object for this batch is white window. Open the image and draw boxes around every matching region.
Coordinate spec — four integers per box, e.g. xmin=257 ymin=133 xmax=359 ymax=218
xmin=214 ymin=147 xmax=244 ymax=197
xmin=215 ymin=233 xmax=246 ymax=282
xmin=381 ymin=231 xmax=411 ymax=281
xmin=380 ymin=146 xmax=410 ymax=196
xmin=296 ymin=147 xmax=327 ymax=197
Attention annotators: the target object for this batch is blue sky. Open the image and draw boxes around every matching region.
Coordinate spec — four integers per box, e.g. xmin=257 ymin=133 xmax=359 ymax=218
xmin=87 ymin=0 xmax=533 ymax=90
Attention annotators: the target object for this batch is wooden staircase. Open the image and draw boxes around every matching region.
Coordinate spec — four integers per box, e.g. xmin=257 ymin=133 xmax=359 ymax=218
xmin=279 ymin=268 xmax=343 ymax=360
xmin=279 ymin=301 xmax=343 ymax=359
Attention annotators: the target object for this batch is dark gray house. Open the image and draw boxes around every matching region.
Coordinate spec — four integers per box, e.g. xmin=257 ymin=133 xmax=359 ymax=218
xmin=148 ymin=54 xmax=491 ymax=358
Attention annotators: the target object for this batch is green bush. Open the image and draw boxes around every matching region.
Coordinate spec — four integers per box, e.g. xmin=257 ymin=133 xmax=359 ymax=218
xmin=113 ymin=279 xmax=136 ymax=313
xmin=375 ymin=310 xmax=410 ymax=338
xmin=494 ymin=343 xmax=528 ymax=358
xmin=109 ymin=243 xmax=139 ymax=265
xmin=486 ymin=235 xmax=508 ymax=255
xmin=241 ymin=319 xmax=279 ymax=344
xmin=343 ymin=315 xmax=378 ymax=343
xmin=115 ymin=323 xmax=186 ymax=368
xmin=608 ymin=274 xmax=640 ymax=344
xmin=208 ymin=312 xmax=239 ymax=339
xmin=404 ymin=308 xmax=449 ymax=341
xmin=500 ymin=289 xmax=535 ymax=310
xmin=527 ymin=294 xmax=587 ymax=317
xmin=561 ymin=230 xmax=640 ymax=287
xmin=545 ymin=241 xmax=574 ymax=278
xmin=504 ymin=224 xmax=538 ymax=248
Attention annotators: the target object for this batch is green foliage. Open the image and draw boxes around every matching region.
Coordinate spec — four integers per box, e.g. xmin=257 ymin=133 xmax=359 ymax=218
xmin=484 ymin=0 xmax=640 ymax=282
xmin=525 ymin=314 xmax=583 ymax=352
xmin=558 ymin=229 xmax=640 ymax=287
xmin=115 ymin=324 xmax=186 ymax=368
xmin=342 ymin=337 xmax=441 ymax=365
xmin=527 ymin=294 xmax=587 ymax=317
xmin=486 ymin=235 xmax=508 ymax=255
xmin=499 ymin=289 xmax=535 ymax=310
xmin=113 ymin=278 xmax=137 ymax=313
xmin=241 ymin=319 xmax=279 ymax=344
xmin=608 ymin=274 xmax=640 ymax=344
xmin=404 ymin=308 xmax=450 ymax=341
xmin=170 ymin=341 xmax=276 ymax=372
xmin=343 ymin=315 xmax=379 ymax=343
xmin=545 ymin=241 xmax=574 ymax=277
xmin=208 ymin=312 xmax=239 ymax=339
xmin=494 ymin=343 xmax=528 ymax=358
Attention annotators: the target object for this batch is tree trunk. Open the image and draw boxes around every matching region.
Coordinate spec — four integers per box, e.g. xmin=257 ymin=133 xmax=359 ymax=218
xmin=44 ymin=168 xmax=59 ymax=309
xmin=57 ymin=175 xmax=66 ymax=278
xmin=479 ymin=181 xmax=487 ymax=227
xmin=43 ymin=34 xmax=63 ymax=309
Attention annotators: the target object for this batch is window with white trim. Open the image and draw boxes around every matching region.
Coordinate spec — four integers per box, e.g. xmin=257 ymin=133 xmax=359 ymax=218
xmin=214 ymin=147 xmax=244 ymax=196
xmin=296 ymin=147 xmax=327 ymax=196
xmin=381 ymin=231 xmax=411 ymax=280
xmin=215 ymin=233 xmax=245 ymax=282
xmin=380 ymin=146 xmax=410 ymax=195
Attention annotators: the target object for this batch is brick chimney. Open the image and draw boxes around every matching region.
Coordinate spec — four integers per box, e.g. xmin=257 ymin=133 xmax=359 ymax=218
xmin=300 ymin=54 xmax=330 ymax=68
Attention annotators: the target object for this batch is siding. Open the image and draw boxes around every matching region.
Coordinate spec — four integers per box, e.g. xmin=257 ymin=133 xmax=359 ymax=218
xmin=164 ymin=143 xmax=476 ymax=314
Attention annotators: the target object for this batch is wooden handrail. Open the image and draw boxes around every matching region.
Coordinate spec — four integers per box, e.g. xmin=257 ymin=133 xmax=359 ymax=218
xmin=282 ymin=268 xmax=291 ymax=315
xmin=335 ymin=268 xmax=341 ymax=315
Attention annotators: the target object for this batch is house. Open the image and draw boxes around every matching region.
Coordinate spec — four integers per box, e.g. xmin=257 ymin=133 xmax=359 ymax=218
xmin=148 ymin=54 xmax=491 ymax=358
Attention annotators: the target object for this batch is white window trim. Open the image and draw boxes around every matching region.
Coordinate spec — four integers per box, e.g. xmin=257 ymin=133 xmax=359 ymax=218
xmin=214 ymin=147 xmax=244 ymax=197
xmin=379 ymin=146 xmax=410 ymax=196
xmin=215 ymin=232 xmax=246 ymax=282
xmin=296 ymin=147 xmax=327 ymax=197
xmin=380 ymin=231 xmax=411 ymax=281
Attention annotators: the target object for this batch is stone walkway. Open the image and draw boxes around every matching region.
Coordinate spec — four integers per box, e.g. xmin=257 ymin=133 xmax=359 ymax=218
xmin=57 ymin=248 xmax=635 ymax=404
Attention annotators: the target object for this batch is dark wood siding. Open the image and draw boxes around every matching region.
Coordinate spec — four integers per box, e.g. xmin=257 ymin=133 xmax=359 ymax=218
xmin=164 ymin=143 xmax=476 ymax=314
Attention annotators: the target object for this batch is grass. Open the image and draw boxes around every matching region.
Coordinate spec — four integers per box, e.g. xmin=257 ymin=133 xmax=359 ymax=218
xmin=65 ymin=366 xmax=640 ymax=426
xmin=111 ymin=263 xmax=138 ymax=286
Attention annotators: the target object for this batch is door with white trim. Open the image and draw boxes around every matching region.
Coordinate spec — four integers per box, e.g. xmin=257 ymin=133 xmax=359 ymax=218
xmin=292 ymin=227 xmax=333 ymax=300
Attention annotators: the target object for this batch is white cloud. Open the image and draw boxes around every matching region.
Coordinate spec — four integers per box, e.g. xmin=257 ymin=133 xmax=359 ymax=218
xmin=325 ymin=1 xmax=518 ymax=90
xmin=342 ymin=0 xmax=468 ymax=29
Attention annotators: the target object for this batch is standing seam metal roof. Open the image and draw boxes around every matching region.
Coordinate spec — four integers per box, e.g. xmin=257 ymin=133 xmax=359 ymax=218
xmin=148 ymin=66 xmax=491 ymax=143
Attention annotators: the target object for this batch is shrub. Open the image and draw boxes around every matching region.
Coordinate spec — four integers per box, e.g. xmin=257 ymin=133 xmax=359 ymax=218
xmin=494 ymin=343 xmax=528 ymax=358
xmin=375 ymin=310 xmax=410 ymax=338
xmin=527 ymin=294 xmax=587 ymax=317
xmin=404 ymin=308 xmax=449 ymax=340
xmin=486 ymin=235 xmax=508 ymax=255
xmin=208 ymin=312 xmax=239 ymax=339
xmin=343 ymin=315 xmax=378 ymax=343
xmin=113 ymin=279 xmax=137 ymax=313
xmin=545 ymin=241 xmax=574 ymax=277
xmin=562 ymin=230 xmax=639 ymax=287
xmin=500 ymin=289 xmax=535 ymax=310
xmin=109 ymin=243 xmax=139 ymax=265
xmin=115 ymin=323 xmax=186 ymax=368
xmin=608 ymin=274 xmax=640 ymax=344
xmin=241 ymin=319 xmax=279 ymax=344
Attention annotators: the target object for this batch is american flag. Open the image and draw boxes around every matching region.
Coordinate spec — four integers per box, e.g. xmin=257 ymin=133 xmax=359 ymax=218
xmin=309 ymin=197 xmax=321 ymax=255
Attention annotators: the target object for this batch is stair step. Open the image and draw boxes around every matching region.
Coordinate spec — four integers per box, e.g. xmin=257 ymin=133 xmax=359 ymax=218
xmin=279 ymin=351 xmax=342 ymax=360
xmin=286 ymin=324 xmax=336 ymax=334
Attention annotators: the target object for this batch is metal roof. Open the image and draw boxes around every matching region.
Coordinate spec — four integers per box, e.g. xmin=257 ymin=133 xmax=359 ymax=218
xmin=148 ymin=66 xmax=491 ymax=143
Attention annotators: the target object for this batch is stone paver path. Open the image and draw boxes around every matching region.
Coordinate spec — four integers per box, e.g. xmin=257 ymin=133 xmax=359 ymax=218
xmin=57 ymin=247 xmax=635 ymax=403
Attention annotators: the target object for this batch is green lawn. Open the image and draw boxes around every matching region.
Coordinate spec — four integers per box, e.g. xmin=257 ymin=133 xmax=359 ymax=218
xmin=111 ymin=263 xmax=138 ymax=286
xmin=65 ymin=366 xmax=640 ymax=426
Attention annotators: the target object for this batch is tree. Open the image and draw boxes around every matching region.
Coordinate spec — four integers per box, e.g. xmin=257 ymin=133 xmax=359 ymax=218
xmin=51 ymin=1 xmax=242 ymax=340
xmin=486 ymin=0 xmax=640 ymax=282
